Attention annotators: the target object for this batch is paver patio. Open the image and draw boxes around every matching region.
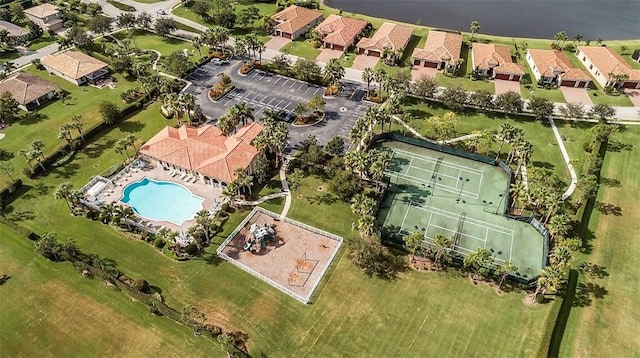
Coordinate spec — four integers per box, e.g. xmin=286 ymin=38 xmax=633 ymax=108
xmin=494 ymin=79 xmax=521 ymax=95
xmin=351 ymin=54 xmax=379 ymax=71
xmin=623 ymin=89 xmax=640 ymax=107
xmin=316 ymin=48 xmax=342 ymax=63
xmin=265 ymin=36 xmax=291 ymax=51
xmin=560 ymin=86 xmax=593 ymax=106
xmin=411 ymin=66 xmax=438 ymax=81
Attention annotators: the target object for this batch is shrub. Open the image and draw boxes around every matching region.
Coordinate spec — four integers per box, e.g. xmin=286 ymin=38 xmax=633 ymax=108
xmin=153 ymin=237 xmax=165 ymax=248
xmin=133 ymin=279 xmax=150 ymax=293
xmin=184 ymin=243 xmax=199 ymax=255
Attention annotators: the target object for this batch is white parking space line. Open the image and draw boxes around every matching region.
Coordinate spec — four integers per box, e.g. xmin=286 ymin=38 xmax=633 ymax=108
xmin=296 ymin=83 xmax=305 ymax=90
xmin=273 ymin=77 xmax=282 ymax=85
xmin=275 ymin=99 xmax=284 ymax=108
xmin=265 ymin=97 xmax=276 ymax=107
xmin=313 ymin=88 xmax=321 ymax=95
xmin=289 ymin=80 xmax=298 ymax=88
xmin=281 ymin=78 xmax=290 ymax=87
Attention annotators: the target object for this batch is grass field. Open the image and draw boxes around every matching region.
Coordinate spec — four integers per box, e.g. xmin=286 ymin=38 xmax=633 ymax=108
xmin=280 ymin=38 xmax=321 ymax=59
xmin=3 ymin=129 xmax=553 ymax=356
xmin=27 ymin=33 xmax=60 ymax=51
xmin=111 ymin=30 xmax=205 ymax=57
xmin=399 ymin=98 xmax=571 ymax=182
xmin=0 ymin=67 xmax=139 ymax=186
xmin=0 ymin=224 xmax=219 ymax=357
xmin=436 ymin=73 xmax=495 ymax=93
xmin=558 ymin=126 xmax=640 ymax=357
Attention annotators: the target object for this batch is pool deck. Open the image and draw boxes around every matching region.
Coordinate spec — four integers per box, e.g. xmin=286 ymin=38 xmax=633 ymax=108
xmin=94 ymin=164 xmax=223 ymax=232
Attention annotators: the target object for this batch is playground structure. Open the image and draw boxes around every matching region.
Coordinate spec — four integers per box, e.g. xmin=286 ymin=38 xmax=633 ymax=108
xmin=218 ymin=207 xmax=343 ymax=304
xmin=244 ymin=222 xmax=277 ymax=253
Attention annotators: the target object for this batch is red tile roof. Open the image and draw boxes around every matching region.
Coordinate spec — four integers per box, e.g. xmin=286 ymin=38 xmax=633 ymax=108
xmin=411 ymin=30 xmax=462 ymax=63
xmin=472 ymin=43 xmax=524 ymax=75
xmin=140 ymin=123 xmax=263 ymax=183
xmin=315 ymin=14 xmax=367 ymax=48
xmin=578 ymin=46 xmax=640 ymax=81
xmin=271 ymin=5 xmax=323 ymax=35
xmin=357 ymin=22 xmax=413 ymax=52
xmin=527 ymin=49 xmax=590 ymax=81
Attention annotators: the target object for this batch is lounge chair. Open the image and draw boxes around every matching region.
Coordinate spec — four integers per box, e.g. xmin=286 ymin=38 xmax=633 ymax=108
xmin=179 ymin=172 xmax=187 ymax=180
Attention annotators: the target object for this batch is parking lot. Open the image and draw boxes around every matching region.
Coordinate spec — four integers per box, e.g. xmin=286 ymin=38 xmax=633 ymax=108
xmin=184 ymin=61 xmax=372 ymax=151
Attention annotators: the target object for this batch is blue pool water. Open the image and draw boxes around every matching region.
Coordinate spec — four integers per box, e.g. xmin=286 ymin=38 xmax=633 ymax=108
xmin=120 ymin=178 xmax=204 ymax=225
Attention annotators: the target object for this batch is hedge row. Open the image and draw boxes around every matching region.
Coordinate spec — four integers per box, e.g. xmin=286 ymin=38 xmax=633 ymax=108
xmin=0 ymin=178 xmax=22 ymax=211
xmin=536 ymin=292 xmax=565 ymax=358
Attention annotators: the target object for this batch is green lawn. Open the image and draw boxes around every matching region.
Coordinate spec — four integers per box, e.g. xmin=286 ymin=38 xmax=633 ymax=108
xmin=436 ymin=73 xmax=495 ymax=93
xmin=338 ymin=50 xmax=357 ymax=68
xmin=552 ymin=120 xmax=594 ymax=176
xmin=27 ymin=34 xmax=60 ymax=51
xmin=2 ymin=104 xmax=553 ymax=355
xmin=111 ymin=30 xmax=205 ymax=57
xmin=558 ymin=126 xmax=640 ymax=357
xmin=399 ymin=98 xmax=571 ymax=182
xmin=0 ymin=67 xmax=139 ymax=187
xmin=0 ymin=224 xmax=219 ymax=357
xmin=588 ymin=90 xmax=634 ymax=107
xmin=0 ymin=49 xmax=21 ymax=64
xmin=130 ymin=0 xmax=161 ymax=3
xmin=519 ymin=61 xmax=567 ymax=102
xmin=280 ymin=38 xmax=320 ymax=60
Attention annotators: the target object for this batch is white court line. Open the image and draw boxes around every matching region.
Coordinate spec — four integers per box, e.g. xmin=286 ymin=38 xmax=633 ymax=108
xmin=410 ymin=202 xmax=514 ymax=235
xmin=394 ymin=148 xmax=484 ymax=175
xmin=428 ymin=223 xmax=487 ymax=243
xmin=423 ymin=212 xmax=434 ymax=238
xmin=400 ymin=202 xmax=413 ymax=230
xmin=395 ymin=172 xmax=479 ymax=199
xmin=484 ymin=228 xmax=489 ymax=248
xmin=405 ymin=158 xmax=414 ymax=175
xmin=406 ymin=165 xmax=471 ymax=187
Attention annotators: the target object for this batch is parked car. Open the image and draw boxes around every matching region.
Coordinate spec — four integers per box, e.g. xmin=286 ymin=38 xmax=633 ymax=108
xmin=211 ymin=58 xmax=229 ymax=66
xmin=156 ymin=9 xmax=167 ymax=15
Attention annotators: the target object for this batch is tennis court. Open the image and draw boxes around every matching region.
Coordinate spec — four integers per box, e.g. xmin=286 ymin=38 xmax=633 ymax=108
xmin=378 ymin=141 xmax=546 ymax=280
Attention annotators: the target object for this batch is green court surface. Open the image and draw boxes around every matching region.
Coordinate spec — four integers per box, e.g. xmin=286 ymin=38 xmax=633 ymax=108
xmin=377 ymin=141 xmax=546 ymax=280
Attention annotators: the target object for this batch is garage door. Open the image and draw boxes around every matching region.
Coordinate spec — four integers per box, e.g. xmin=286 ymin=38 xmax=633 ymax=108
xmin=358 ymin=48 xmax=365 ymax=54
xmin=413 ymin=59 xmax=421 ymax=65
xmin=424 ymin=61 xmax=438 ymax=68
xmin=495 ymin=73 xmax=510 ymax=80
xmin=577 ymin=81 xmax=589 ymax=88
xmin=622 ymin=81 xmax=639 ymax=89
xmin=561 ymin=80 xmax=576 ymax=87
xmin=282 ymin=32 xmax=292 ymax=39
xmin=368 ymin=50 xmax=381 ymax=57
xmin=334 ymin=45 xmax=344 ymax=52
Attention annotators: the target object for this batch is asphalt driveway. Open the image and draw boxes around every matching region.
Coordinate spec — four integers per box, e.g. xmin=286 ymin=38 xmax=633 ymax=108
xmin=184 ymin=61 xmax=372 ymax=151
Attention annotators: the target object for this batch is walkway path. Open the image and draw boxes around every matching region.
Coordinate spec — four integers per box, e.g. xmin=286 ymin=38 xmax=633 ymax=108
xmin=391 ymin=115 xmax=434 ymax=143
xmin=440 ymin=133 xmax=481 ymax=144
xmin=548 ymin=117 xmax=578 ymax=200
xmin=279 ymin=157 xmax=292 ymax=218
xmin=234 ymin=192 xmax=287 ymax=206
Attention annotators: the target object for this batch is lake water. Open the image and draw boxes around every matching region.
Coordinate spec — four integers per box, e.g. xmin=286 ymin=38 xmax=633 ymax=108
xmin=325 ymin=0 xmax=640 ymax=40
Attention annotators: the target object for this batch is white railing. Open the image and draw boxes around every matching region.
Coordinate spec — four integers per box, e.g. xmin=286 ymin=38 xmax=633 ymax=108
xmin=216 ymin=207 xmax=344 ymax=304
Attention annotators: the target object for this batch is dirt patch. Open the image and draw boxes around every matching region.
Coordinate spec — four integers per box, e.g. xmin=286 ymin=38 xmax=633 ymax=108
xmin=220 ymin=210 xmax=342 ymax=302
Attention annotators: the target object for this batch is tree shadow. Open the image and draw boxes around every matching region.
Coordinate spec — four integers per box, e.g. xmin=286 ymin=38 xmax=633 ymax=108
xmin=606 ymin=140 xmax=633 ymax=152
xmin=595 ymin=201 xmax=622 ymax=216
xmin=196 ymin=251 xmax=223 ymax=266
xmin=33 ymin=182 xmax=52 ymax=195
xmin=600 ymin=177 xmax=621 ymax=187
xmin=531 ymin=161 xmax=555 ymax=169
xmin=51 ymin=163 xmax=80 ymax=179
xmin=82 ymin=138 xmax=117 ymax=158
xmin=578 ymin=262 xmax=609 ymax=279
xmin=6 ymin=209 xmax=36 ymax=222
xmin=18 ymin=111 xmax=48 ymax=125
xmin=573 ymin=281 xmax=608 ymax=307
xmin=119 ymin=120 xmax=145 ymax=133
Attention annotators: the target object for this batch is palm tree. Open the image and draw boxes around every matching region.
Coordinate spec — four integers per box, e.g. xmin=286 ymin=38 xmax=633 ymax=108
xmin=58 ymin=123 xmax=75 ymax=149
xmin=234 ymin=36 xmax=248 ymax=64
xmin=572 ymin=34 xmax=583 ymax=46
xmin=195 ymin=210 xmax=215 ymax=244
xmin=495 ymin=123 xmax=516 ymax=160
xmin=17 ymin=149 xmax=33 ymax=170
xmin=323 ymin=58 xmax=345 ymax=88
xmin=547 ymin=213 xmax=571 ymax=240
xmin=115 ymin=138 xmax=131 ymax=160
xmin=54 ymin=182 xmax=74 ymax=211
xmin=71 ymin=115 xmax=85 ymax=140
xmin=509 ymin=180 xmax=527 ymax=210
xmin=532 ymin=265 xmax=564 ymax=302
xmin=361 ymin=67 xmax=374 ymax=94
xmin=403 ymin=231 xmax=424 ymax=261
xmin=470 ymin=21 xmax=481 ymax=41
xmin=2 ymin=61 xmax=16 ymax=78
xmin=28 ymin=140 xmax=46 ymax=171
xmin=233 ymin=102 xmax=254 ymax=126
xmin=192 ymin=36 xmax=203 ymax=58
xmin=431 ymin=234 xmax=452 ymax=269
xmin=126 ymin=135 xmax=138 ymax=154
xmin=549 ymin=246 xmax=572 ymax=268
xmin=233 ymin=168 xmax=253 ymax=196
xmin=495 ymin=262 xmax=518 ymax=289
xmin=373 ymin=68 xmax=387 ymax=94
xmin=217 ymin=115 xmax=235 ymax=136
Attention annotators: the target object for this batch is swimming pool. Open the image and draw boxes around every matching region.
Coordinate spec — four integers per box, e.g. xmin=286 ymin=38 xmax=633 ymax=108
xmin=120 ymin=178 xmax=204 ymax=225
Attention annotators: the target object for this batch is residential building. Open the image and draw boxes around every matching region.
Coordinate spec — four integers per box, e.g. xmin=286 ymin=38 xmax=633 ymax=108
xmin=24 ymin=3 xmax=64 ymax=32
xmin=0 ymin=21 xmax=29 ymax=44
xmin=0 ymin=72 xmax=58 ymax=111
xmin=411 ymin=30 xmax=462 ymax=70
xmin=576 ymin=46 xmax=640 ymax=89
xmin=271 ymin=5 xmax=323 ymax=40
xmin=139 ymin=123 xmax=263 ymax=189
xmin=41 ymin=51 xmax=110 ymax=86
xmin=315 ymin=14 xmax=367 ymax=52
xmin=356 ymin=22 xmax=413 ymax=58
xmin=525 ymin=49 xmax=591 ymax=88
xmin=471 ymin=43 xmax=524 ymax=82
